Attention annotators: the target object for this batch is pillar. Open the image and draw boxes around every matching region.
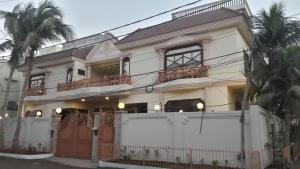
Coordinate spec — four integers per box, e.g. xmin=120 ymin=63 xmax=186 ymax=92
xmin=92 ymin=112 xmax=100 ymax=161
xmin=114 ymin=111 xmax=123 ymax=159
xmin=50 ymin=112 xmax=61 ymax=154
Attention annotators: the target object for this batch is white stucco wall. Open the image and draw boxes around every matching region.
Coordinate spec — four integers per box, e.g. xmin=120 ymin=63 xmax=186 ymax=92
xmin=2 ymin=117 xmax=51 ymax=152
xmin=119 ymin=105 xmax=283 ymax=167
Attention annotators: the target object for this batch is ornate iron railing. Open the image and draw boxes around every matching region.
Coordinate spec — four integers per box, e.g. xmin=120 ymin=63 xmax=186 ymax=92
xmin=158 ymin=66 xmax=209 ymax=83
xmin=57 ymin=75 xmax=131 ymax=92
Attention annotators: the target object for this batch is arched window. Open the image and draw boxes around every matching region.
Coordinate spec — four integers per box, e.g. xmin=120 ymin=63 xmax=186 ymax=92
xmin=66 ymin=68 xmax=73 ymax=83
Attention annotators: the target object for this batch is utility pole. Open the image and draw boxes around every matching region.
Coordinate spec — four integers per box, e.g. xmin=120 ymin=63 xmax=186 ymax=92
xmin=240 ymin=50 xmax=252 ymax=166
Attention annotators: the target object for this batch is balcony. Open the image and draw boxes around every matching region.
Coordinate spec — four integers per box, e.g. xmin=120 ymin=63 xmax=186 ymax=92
xmin=57 ymin=75 xmax=131 ymax=92
xmin=25 ymin=88 xmax=47 ymax=96
xmin=158 ymin=66 xmax=209 ymax=83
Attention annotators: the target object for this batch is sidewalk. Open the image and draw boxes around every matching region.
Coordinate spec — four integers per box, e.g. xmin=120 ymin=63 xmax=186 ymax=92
xmin=47 ymin=157 xmax=99 ymax=168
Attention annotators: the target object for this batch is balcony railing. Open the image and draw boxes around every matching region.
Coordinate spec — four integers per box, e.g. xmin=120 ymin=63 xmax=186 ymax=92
xmin=158 ymin=66 xmax=209 ymax=83
xmin=57 ymin=75 xmax=131 ymax=92
xmin=25 ymin=87 xmax=47 ymax=96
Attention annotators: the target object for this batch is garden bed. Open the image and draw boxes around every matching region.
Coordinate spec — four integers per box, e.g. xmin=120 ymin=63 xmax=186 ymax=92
xmin=103 ymin=159 xmax=243 ymax=169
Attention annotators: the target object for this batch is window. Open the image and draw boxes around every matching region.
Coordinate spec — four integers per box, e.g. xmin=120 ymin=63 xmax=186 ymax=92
xmin=29 ymin=74 xmax=45 ymax=88
xmin=165 ymin=44 xmax=203 ymax=70
xmin=78 ymin=69 xmax=86 ymax=76
xmin=124 ymin=103 xmax=147 ymax=113
xmin=122 ymin=57 xmax=130 ymax=75
xmin=7 ymin=101 xmax=18 ymax=111
xmin=66 ymin=68 xmax=73 ymax=83
xmin=165 ymin=98 xmax=205 ymax=112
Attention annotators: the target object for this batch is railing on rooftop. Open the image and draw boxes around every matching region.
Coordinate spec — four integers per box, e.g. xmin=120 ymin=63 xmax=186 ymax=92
xmin=0 ymin=55 xmax=10 ymax=61
xmin=172 ymin=0 xmax=249 ymax=19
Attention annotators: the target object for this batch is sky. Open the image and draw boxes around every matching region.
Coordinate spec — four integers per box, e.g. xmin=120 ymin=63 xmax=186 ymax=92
xmin=0 ymin=0 xmax=299 ymax=47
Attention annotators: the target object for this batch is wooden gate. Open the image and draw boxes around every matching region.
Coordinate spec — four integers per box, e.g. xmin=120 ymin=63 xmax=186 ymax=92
xmin=56 ymin=111 xmax=92 ymax=159
xmin=98 ymin=112 xmax=115 ymax=160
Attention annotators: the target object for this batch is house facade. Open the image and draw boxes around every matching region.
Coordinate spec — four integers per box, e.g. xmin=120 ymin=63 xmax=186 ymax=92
xmin=19 ymin=0 xmax=253 ymax=118
xmin=15 ymin=0 xmax=259 ymax=161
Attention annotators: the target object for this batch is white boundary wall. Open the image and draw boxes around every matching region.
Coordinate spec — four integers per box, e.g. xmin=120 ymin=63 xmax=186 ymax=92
xmin=119 ymin=105 xmax=283 ymax=167
xmin=2 ymin=117 xmax=52 ymax=152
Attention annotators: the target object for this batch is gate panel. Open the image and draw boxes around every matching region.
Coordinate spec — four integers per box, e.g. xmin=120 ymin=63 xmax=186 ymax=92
xmin=98 ymin=112 xmax=115 ymax=160
xmin=56 ymin=111 xmax=92 ymax=159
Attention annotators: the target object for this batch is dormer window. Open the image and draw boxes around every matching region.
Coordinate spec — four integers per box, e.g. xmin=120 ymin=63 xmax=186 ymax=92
xmin=66 ymin=68 xmax=73 ymax=83
xmin=165 ymin=44 xmax=203 ymax=70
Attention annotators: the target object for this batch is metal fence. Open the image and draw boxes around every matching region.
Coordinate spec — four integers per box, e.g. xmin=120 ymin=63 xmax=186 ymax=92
xmin=98 ymin=144 xmax=295 ymax=169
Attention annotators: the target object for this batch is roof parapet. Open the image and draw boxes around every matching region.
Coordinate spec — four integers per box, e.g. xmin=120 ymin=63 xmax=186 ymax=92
xmin=172 ymin=0 xmax=252 ymax=19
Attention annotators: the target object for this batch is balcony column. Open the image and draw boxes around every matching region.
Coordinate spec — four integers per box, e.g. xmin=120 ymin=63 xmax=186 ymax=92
xmin=201 ymin=37 xmax=212 ymax=65
xmin=86 ymin=64 xmax=92 ymax=78
xmin=157 ymin=49 xmax=166 ymax=71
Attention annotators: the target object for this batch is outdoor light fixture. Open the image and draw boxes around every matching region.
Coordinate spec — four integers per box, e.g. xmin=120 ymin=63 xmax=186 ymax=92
xmin=5 ymin=113 xmax=8 ymax=118
xmin=0 ymin=116 xmax=2 ymax=120
xmin=179 ymin=110 xmax=183 ymax=113
xmin=36 ymin=111 xmax=42 ymax=117
xmin=81 ymin=98 xmax=85 ymax=102
xmin=105 ymin=96 xmax=110 ymax=100
xmin=56 ymin=108 xmax=62 ymax=114
xmin=154 ymin=105 xmax=161 ymax=112
xmin=197 ymin=102 xmax=204 ymax=110
xmin=118 ymin=102 xmax=125 ymax=110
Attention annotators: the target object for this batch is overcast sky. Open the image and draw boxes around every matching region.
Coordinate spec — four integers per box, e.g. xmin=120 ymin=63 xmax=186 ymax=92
xmin=0 ymin=0 xmax=299 ymax=45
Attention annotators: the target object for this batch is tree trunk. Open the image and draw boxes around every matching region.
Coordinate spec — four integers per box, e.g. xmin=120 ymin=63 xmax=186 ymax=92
xmin=12 ymin=51 xmax=34 ymax=148
xmin=0 ymin=66 xmax=15 ymax=147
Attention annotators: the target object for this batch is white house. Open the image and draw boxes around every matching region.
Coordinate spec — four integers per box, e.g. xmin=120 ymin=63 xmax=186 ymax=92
xmin=10 ymin=1 xmax=283 ymax=168
xmin=18 ymin=0 xmax=253 ymax=118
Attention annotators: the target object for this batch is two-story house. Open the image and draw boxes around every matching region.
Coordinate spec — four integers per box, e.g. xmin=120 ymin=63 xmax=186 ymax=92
xmin=18 ymin=0 xmax=253 ymax=118
xmin=15 ymin=0 xmax=256 ymax=160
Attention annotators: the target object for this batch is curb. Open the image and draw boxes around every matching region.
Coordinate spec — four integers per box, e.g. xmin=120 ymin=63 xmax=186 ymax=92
xmin=0 ymin=153 xmax=53 ymax=159
xmin=99 ymin=160 xmax=168 ymax=169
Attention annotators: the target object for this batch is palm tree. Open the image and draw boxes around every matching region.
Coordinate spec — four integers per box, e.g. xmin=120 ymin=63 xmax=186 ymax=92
xmin=250 ymin=2 xmax=300 ymax=156
xmin=252 ymin=47 xmax=300 ymax=146
xmin=0 ymin=7 xmax=25 ymax=147
xmin=253 ymin=2 xmax=300 ymax=50
xmin=5 ymin=0 xmax=74 ymax=147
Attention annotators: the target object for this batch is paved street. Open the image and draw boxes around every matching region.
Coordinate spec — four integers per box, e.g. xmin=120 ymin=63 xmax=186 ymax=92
xmin=0 ymin=157 xmax=102 ymax=169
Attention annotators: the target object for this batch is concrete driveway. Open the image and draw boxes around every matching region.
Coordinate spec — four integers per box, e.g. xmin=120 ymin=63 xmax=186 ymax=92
xmin=0 ymin=157 xmax=101 ymax=169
